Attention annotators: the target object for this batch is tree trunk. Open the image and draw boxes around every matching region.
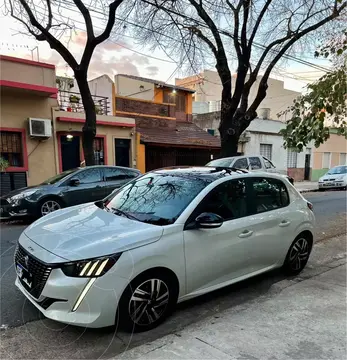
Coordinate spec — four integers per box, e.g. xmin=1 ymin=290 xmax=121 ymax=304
xmin=75 ymin=72 xmax=96 ymax=166
xmin=218 ymin=100 xmax=241 ymax=157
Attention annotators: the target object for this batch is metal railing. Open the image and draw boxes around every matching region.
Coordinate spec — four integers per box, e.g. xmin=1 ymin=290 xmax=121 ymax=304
xmin=58 ymin=90 xmax=111 ymax=115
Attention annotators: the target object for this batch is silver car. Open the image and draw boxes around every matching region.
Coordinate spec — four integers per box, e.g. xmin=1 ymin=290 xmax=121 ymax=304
xmin=318 ymin=165 xmax=347 ymax=190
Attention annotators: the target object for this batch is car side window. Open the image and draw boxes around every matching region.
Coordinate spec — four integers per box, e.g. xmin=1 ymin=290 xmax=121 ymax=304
xmin=104 ymin=167 xmax=137 ymax=181
xmin=75 ymin=168 xmax=102 ymax=184
xmin=194 ymin=179 xmax=248 ymax=221
xmin=233 ymin=158 xmax=248 ymax=169
xmin=249 ymin=177 xmax=289 ymax=214
xmin=249 ymin=157 xmax=262 ymax=170
xmin=263 ymin=156 xmax=275 ymax=169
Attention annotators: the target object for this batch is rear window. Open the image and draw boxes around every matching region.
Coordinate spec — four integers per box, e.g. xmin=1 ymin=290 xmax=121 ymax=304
xmin=207 ymin=158 xmax=234 ymax=167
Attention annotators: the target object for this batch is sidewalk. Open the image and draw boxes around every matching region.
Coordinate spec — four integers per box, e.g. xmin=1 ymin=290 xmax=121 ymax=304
xmin=115 ymin=262 xmax=346 ymax=359
xmin=295 ymin=181 xmax=318 ymax=193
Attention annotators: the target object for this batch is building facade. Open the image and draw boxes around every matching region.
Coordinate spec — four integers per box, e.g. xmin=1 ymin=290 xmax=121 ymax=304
xmin=311 ymin=130 xmax=347 ymax=181
xmin=0 ymin=55 xmax=136 ymax=196
xmin=176 ymin=71 xmax=300 ymax=122
xmin=193 ymin=112 xmax=313 ymax=181
xmin=113 ymin=74 xmax=220 ymax=172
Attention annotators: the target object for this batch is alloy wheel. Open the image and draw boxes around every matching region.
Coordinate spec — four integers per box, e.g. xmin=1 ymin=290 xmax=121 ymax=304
xmin=289 ymin=237 xmax=309 ymax=271
xmin=41 ymin=200 xmax=61 ymax=216
xmin=128 ymin=278 xmax=169 ymax=326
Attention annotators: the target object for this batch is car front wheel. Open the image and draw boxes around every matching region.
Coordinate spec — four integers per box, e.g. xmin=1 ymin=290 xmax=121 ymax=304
xmin=40 ymin=198 xmax=63 ymax=217
xmin=117 ymin=271 xmax=178 ymax=332
xmin=282 ymin=234 xmax=312 ymax=276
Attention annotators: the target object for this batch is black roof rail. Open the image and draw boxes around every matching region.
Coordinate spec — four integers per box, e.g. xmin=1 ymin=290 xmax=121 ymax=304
xmin=208 ymin=166 xmax=249 ymax=174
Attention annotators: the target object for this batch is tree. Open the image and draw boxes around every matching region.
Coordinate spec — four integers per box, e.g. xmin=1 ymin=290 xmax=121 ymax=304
xmin=125 ymin=0 xmax=347 ymax=156
xmin=6 ymin=0 xmax=125 ymax=165
xmin=281 ymin=29 xmax=347 ymax=150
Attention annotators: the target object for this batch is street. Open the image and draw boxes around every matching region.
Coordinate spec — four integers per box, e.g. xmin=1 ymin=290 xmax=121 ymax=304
xmin=0 ymin=190 xmax=346 ymax=359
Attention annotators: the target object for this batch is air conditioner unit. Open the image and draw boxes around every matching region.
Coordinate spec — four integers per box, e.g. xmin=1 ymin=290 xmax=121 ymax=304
xmin=28 ymin=118 xmax=52 ymax=138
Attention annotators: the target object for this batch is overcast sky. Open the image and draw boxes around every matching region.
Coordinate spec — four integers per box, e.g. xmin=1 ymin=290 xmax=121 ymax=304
xmin=0 ymin=5 xmax=330 ymax=93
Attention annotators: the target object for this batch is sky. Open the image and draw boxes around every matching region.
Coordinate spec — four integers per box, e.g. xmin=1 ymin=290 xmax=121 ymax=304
xmin=0 ymin=3 xmax=331 ymax=94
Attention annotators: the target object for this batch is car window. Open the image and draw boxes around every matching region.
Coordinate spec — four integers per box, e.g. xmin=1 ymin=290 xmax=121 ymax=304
xmin=206 ymin=158 xmax=234 ymax=167
xmin=326 ymin=165 xmax=347 ymax=175
xmin=75 ymin=168 xmax=102 ymax=184
xmin=104 ymin=167 xmax=137 ymax=182
xmin=233 ymin=158 xmax=248 ymax=169
xmin=194 ymin=179 xmax=248 ymax=221
xmin=41 ymin=168 xmax=78 ymax=184
xmin=106 ymin=173 xmax=210 ymax=225
xmin=263 ymin=156 xmax=275 ymax=169
xmin=249 ymin=157 xmax=262 ymax=170
xmin=249 ymin=177 xmax=289 ymax=214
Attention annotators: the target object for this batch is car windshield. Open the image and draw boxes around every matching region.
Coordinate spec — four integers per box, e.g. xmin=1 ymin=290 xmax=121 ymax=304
xmin=105 ymin=173 xmax=211 ymax=225
xmin=326 ymin=166 xmax=347 ymax=175
xmin=41 ymin=169 xmax=77 ymax=185
xmin=206 ymin=158 xmax=235 ymax=167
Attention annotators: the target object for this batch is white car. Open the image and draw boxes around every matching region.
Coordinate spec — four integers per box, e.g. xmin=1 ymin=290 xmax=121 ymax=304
xmin=14 ymin=167 xmax=315 ymax=332
xmin=318 ymin=165 xmax=347 ymax=190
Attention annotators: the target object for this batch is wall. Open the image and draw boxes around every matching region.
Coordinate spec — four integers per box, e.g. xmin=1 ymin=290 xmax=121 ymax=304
xmin=136 ymin=133 xmax=146 ymax=173
xmin=1 ymin=93 xmax=57 ymax=186
xmin=311 ymin=132 xmax=347 ymax=181
xmin=88 ymin=75 xmax=113 ymax=110
xmin=179 ymin=71 xmax=300 ymax=121
xmin=0 ymin=56 xmax=56 ymax=88
xmin=114 ymin=75 xmax=155 ymax=100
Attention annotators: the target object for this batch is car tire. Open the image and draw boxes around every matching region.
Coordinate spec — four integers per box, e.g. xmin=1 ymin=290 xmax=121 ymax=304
xmin=117 ymin=270 xmax=179 ymax=333
xmin=39 ymin=198 xmax=64 ymax=217
xmin=282 ymin=234 xmax=312 ymax=276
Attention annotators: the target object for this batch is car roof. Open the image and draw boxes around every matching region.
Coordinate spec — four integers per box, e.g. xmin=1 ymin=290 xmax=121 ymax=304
xmin=77 ymin=165 xmax=140 ymax=172
xmin=149 ymin=166 xmax=284 ymax=183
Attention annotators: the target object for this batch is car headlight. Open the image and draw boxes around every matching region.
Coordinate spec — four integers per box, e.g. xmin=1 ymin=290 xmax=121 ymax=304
xmin=10 ymin=189 xmax=38 ymax=201
xmin=61 ymin=254 xmax=122 ymax=278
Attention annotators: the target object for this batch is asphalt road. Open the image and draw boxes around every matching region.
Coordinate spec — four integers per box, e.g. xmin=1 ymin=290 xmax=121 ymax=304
xmin=0 ymin=190 xmax=346 ymax=355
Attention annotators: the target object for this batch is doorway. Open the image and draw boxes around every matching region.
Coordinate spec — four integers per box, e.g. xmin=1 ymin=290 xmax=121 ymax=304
xmin=115 ymin=139 xmax=130 ymax=167
xmin=60 ymin=135 xmax=80 ymax=171
xmin=304 ymin=154 xmax=311 ymax=180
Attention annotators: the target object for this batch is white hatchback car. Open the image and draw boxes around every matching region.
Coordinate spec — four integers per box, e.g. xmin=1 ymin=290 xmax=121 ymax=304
xmin=15 ymin=167 xmax=315 ymax=332
xmin=318 ymin=165 xmax=347 ymax=190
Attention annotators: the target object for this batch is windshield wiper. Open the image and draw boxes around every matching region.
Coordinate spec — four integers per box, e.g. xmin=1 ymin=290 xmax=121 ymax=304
xmin=111 ymin=208 xmax=140 ymax=221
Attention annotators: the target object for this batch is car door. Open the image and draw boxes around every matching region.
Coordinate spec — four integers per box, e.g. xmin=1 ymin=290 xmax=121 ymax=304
xmin=183 ymin=178 xmax=257 ymax=295
xmin=231 ymin=157 xmax=249 ymax=170
xmin=103 ymin=167 xmax=138 ymax=197
xmin=62 ymin=167 xmax=105 ymax=206
xmin=243 ymin=176 xmax=297 ymax=271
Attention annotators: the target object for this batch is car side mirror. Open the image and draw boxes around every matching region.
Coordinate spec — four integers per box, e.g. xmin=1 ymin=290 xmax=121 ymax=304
xmin=69 ymin=178 xmax=80 ymax=186
xmin=195 ymin=212 xmax=223 ymax=229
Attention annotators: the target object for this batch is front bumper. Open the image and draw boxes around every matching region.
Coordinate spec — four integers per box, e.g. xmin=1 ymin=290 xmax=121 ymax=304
xmin=0 ymin=197 xmax=38 ymax=218
xmin=15 ymin=237 xmax=130 ymax=328
xmin=318 ymin=181 xmax=346 ymax=189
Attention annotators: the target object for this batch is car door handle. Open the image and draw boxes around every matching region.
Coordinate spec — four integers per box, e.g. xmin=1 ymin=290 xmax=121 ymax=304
xmin=238 ymin=230 xmax=253 ymax=238
xmin=279 ymin=220 xmax=291 ymax=227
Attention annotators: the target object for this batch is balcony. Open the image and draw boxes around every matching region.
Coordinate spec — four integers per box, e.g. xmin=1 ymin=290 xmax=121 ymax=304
xmin=0 ymin=56 xmax=57 ymax=97
xmin=58 ymin=90 xmax=111 ymax=115
xmin=116 ymin=96 xmax=176 ymax=119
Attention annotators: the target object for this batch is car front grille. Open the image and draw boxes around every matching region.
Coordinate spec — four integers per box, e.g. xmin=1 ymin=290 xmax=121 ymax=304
xmin=14 ymin=245 xmax=52 ymax=299
xmin=323 ymin=178 xmax=335 ymax=181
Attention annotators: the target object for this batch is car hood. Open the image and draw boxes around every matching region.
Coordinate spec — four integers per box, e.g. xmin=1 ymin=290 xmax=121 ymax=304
xmin=4 ymin=184 xmax=51 ymax=198
xmin=23 ymin=203 xmax=164 ymax=261
xmin=321 ymin=174 xmax=344 ymax=180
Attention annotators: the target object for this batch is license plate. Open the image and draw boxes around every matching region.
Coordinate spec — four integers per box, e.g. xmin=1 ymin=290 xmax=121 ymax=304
xmin=16 ymin=263 xmax=33 ymax=289
xmin=324 ymin=183 xmax=332 ymax=186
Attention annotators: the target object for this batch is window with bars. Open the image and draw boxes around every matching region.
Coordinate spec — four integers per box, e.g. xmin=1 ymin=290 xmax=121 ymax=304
xmin=93 ymin=138 xmax=105 ymax=165
xmin=287 ymin=149 xmax=298 ymax=168
xmin=260 ymin=144 xmax=272 ymax=160
xmin=322 ymin=152 xmax=331 ymax=168
xmin=0 ymin=131 xmax=23 ymax=167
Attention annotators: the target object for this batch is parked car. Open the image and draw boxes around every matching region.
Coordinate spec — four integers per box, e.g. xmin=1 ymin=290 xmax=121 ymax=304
xmin=1 ymin=166 xmax=141 ymax=219
xmin=318 ymin=165 xmax=347 ymax=190
xmin=14 ymin=167 xmax=315 ymax=331
xmin=206 ymin=155 xmax=295 ymax=184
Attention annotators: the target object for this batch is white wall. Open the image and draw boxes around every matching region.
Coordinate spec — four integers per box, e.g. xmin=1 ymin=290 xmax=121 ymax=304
xmin=88 ymin=75 xmax=113 ymax=109
xmin=114 ymin=75 xmax=155 ymax=100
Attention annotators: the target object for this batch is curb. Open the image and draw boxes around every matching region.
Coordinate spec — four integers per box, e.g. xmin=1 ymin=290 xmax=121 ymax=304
xmin=298 ymin=189 xmax=319 ymax=193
